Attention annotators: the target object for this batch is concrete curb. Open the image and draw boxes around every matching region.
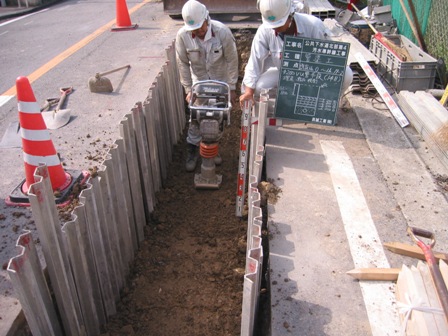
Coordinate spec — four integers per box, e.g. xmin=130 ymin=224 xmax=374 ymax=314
xmin=0 ymin=0 xmax=61 ymax=20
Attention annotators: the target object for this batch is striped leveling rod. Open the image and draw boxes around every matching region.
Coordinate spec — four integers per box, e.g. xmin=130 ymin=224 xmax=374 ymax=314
xmin=236 ymin=101 xmax=252 ymax=217
xmin=354 ymin=52 xmax=409 ymax=128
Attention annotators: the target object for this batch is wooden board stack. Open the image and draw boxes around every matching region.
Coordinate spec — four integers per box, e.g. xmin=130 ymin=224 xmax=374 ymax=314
xmin=347 ymin=242 xmax=448 ymax=335
xmin=396 ymin=261 xmax=448 ymax=335
xmin=397 ymin=91 xmax=448 ymax=171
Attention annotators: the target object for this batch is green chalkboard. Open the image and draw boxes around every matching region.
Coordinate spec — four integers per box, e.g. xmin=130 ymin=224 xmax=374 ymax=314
xmin=275 ymin=36 xmax=350 ymax=125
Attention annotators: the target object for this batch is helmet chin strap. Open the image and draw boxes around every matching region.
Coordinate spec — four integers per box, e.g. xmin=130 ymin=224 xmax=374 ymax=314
xmin=278 ymin=15 xmax=296 ymax=41
xmin=287 ymin=14 xmax=295 ymax=29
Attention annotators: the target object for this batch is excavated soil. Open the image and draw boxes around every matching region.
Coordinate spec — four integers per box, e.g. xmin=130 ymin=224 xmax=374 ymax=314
xmin=102 ymin=126 xmax=247 ymax=336
xmin=102 ymin=29 xmax=271 ymax=336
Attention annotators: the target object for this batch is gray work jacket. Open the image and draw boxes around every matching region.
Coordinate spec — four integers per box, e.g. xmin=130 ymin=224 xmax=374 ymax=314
xmin=175 ymin=20 xmax=239 ymax=94
xmin=243 ymin=13 xmax=331 ymax=89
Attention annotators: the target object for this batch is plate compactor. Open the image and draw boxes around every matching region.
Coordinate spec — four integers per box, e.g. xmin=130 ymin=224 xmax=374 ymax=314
xmin=188 ymin=80 xmax=231 ymax=189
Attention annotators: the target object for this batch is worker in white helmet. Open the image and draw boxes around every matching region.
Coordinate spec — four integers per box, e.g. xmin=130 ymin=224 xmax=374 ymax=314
xmin=240 ymin=0 xmax=353 ymax=105
xmin=176 ymin=0 xmax=238 ymax=172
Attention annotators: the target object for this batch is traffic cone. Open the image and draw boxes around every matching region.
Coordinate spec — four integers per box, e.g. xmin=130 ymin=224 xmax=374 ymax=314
xmin=7 ymin=77 xmax=88 ymax=206
xmin=111 ymin=0 xmax=138 ymax=31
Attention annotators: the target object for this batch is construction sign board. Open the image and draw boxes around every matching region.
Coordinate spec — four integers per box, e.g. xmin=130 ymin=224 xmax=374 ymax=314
xmin=275 ymin=36 xmax=350 ymax=125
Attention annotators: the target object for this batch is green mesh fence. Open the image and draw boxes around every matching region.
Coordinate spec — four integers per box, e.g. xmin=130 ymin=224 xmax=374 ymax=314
xmin=425 ymin=0 xmax=448 ymax=65
xmin=381 ymin=0 xmax=431 ymax=44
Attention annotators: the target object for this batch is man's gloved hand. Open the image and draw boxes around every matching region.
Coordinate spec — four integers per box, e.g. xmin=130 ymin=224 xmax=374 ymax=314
xmin=239 ymin=87 xmax=255 ymax=108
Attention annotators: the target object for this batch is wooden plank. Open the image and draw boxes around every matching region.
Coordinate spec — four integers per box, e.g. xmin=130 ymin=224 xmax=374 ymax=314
xmin=409 ymin=265 xmax=438 ymax=336
xmin=346 ymin=268 xmax=400 ymax=281
xmin=418 ymin=261 xmax=448 ymax=335
xmin=396 ymin=265 xmax=417 ymax=335
xmin=384 ymin=242 xmax=448 ymax=263
xmin=398 ymin=91 xmax=448 ymax=170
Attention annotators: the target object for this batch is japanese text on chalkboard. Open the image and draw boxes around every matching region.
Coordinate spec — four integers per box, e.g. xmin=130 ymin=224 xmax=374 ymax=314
xmin=275 ymin=36 xmax=350 ymax=125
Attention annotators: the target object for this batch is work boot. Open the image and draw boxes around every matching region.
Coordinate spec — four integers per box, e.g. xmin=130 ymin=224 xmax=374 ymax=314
xmin=186 ymin=144 xmax=199 ymax=172
xmin=214 ymin=153 xmax=222 ymax=166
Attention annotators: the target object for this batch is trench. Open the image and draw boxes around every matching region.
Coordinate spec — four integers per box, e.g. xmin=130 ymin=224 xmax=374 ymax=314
xmin=98 ymin=28 xmax=272 ymax=336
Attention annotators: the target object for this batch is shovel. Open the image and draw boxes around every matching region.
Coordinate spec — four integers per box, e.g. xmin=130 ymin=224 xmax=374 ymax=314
xmin=42 ymin=87 xmax=73 ymax=130
xmin=88 ymin=64 xmax=131 ymax=93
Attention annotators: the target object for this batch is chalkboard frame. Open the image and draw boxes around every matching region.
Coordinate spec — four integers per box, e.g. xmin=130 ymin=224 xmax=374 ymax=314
xmin=274 ymin=36 xmax=350 ymax=125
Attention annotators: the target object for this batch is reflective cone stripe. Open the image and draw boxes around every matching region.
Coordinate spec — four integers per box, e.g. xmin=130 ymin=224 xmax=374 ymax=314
xmin=19 ymin=104 xmax=53 ymax=157
xmin=18 ymin=101 xmax=47 ymax=130
xmin=16 ymin=76 xmax=70 ymax=193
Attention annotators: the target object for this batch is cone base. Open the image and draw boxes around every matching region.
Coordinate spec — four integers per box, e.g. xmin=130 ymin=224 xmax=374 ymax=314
xmin=6 ymin=170 xmax=89 ymax=207
xmin=111 ymin=23 xmax=138 ymax=31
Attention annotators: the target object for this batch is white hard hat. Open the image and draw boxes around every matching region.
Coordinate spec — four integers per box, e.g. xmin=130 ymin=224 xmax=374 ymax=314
xmin=182 ymin=0 xmax=209 ymax=31
xmin=259 ymin=0 xmax=293 ymax=28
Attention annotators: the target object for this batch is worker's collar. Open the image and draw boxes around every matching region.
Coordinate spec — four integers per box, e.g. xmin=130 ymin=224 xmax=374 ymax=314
xmin=192 ymin=23 xmax=215 ymax=41
xmin=275 ymin=16 xmax=298 ymax=40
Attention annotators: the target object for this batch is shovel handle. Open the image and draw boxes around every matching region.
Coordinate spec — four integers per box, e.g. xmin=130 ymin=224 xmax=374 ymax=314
xmin=351 ymin=3 xmax=379 ymax=35
xmin=41 ymin=98 xmax=59 ymax=112
xmin=56 ymin=87 xmax=73 ymax=111
xmin=96 ymin=65 xmax=131 ymax=78
xmin=407 ymin=226 xmax=436 ymax=249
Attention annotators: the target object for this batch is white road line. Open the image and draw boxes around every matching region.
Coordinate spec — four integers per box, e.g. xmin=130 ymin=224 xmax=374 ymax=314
xmin=0 ymin=8 xmax=49 ymax=27
xmin=0 ymin=95 xmax=14 ymax=107
xmin=320 ymin=140 xmax=401 ymax=336
xmin=0 ymin=30 xmax=8 ymax=36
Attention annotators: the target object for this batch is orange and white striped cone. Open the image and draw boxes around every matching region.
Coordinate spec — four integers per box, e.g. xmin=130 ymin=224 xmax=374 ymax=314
xmin=16 ymin=77 xmax=70 ymax=193
xmin=7 ymin=77 xmax=88 ymax=206
xmin=111 ymin=0 xmax=138 ymax=31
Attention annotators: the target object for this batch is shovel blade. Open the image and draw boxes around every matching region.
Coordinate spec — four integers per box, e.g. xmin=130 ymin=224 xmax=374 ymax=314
xmin=42 ymin=109 xmax=71 ymax=129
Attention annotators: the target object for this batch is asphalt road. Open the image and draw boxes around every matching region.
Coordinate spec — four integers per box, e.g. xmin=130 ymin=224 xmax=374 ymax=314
xmin=0 ymin=0 xmax=183 ymax=333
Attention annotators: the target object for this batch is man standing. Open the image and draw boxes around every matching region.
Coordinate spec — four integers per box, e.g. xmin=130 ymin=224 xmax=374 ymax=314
xmin=240 ymin=0 xmax=352 ymax=105
xmin=175 ymin=0 xmax=238 ymax=172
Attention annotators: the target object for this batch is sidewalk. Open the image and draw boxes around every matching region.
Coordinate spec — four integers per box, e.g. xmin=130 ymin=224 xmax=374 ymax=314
xmin=0 ymin=6 xmax=29 ymax=19
xmin=265 ymin=93 xmax=448 ymax=334
xmin=0 ymin=0 xmax=58 ymax=20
